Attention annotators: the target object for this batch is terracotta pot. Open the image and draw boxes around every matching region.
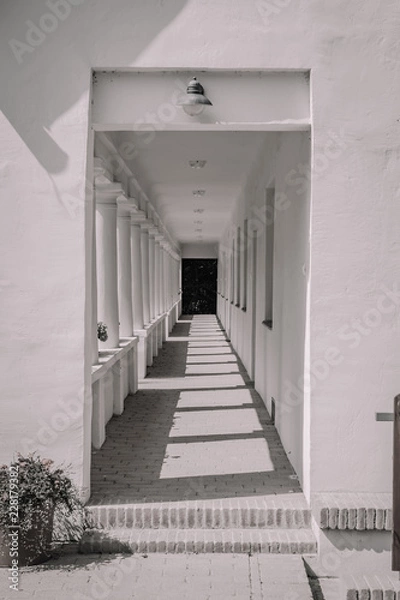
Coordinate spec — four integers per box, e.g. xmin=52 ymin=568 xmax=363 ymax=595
xmin=0 ymin=502 xmax=54 ymax=567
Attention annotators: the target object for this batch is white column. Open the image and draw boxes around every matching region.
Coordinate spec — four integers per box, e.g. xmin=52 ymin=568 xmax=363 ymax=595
xmin=178 ymin=258 xmax=181 ymax=304
xmin=165 ymin=251 xmax=170 ymax=311
xmin=168 ymin=252 xmax=174 ymax=330
xmin=117 ymin=198 xmax=134 ymax=338
xmin=91 ymin=201 xmax=98 ymax=364
xmin=92 ymin=378 xmax=105 ymax=449
xmin=221 ymin=253 xmax=225 ymax=297
xmin=171 ymin=258 xmax=175 ymax=304
xmin=164 ymin=247 xmax=169 ymax=311
xmin=128 ymin=345 xmax=138 ymax=394
xmin=160 ymin=243 xmax=168 ymax=341
xmin=155 ymin=239 xmax=161 ymax=316
xmin=168 ymin=252 xmax=173 ymax=309
xmin=173 ymin=258 xmax=178 ymax=303
xmin=140 ymin=227 xmax=151 ymax=326
xmin=149 ymin=232 xmax=156 ymax=320
xmin=174 ymin=257 xmax=177 ymax=303
xmin=95 ymin=185 xmax=121 ymax=348
xmin=161 ymin=244 xmax=166 ymax=313
xmin=131 ymin=219 xmax=144 ymax=331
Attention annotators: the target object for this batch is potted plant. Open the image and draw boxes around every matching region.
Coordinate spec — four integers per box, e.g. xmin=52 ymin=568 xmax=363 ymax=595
xmin=0 ymin=454 xmax=84 ymax=567
xmin=97 ymin=322 xmax=108 ymax=343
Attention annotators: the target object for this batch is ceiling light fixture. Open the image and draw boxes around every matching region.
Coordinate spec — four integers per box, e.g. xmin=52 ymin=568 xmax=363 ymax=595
xmin=177 ymin=77 xmax=213 ymax=117
xmin=189 ymin=160 xmax=207 ymax=169
xmin=192 ymin=190 xmax=206 ymax=197
xmin=194 ymin=208 xmax=205 ymax=214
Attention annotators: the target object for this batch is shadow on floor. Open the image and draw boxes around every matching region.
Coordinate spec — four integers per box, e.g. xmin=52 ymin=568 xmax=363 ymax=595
xmin=89 ymin=316 xmax=301 ymax=504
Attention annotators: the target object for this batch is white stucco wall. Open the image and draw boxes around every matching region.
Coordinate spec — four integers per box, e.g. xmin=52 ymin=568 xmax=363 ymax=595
xmin=181 ymin=244 xmax=218 ymax=259
xmin=218 ymin=132 xmax=310 ymax=489
xmin=1 ymin=0 xmax=400 ymax=496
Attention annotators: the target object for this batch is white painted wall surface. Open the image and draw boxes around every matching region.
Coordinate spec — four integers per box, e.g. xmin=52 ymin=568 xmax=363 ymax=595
xmin=91 ymin=71 xmax=309 ymax=129
xmin=218 ymin=132 xmax=310 ymax=489
xmin=268 ymin=132 xmax=311 ymax=489
xmin=1 ymin=0 xmax=399 ymax=496
xmin=181 ymin=244 xmax=218 ymax=259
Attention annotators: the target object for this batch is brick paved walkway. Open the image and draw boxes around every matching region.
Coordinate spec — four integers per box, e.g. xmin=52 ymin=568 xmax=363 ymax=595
xmin=0 ymin=316 xmax=317 ymax=599
xmin=0 ymin=554 xmax=314 ymax=600
xmin=90 ymin=315 xmax=303 ymax=505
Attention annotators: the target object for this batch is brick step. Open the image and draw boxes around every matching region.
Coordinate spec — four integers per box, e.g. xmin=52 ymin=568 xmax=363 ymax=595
xmin=86 ymin=501 xmax=311 ymax=530
xmin=79 ymin=527 xmax=317 ymax=555
xmin=313 ymin=493 xmax=392 ymax=531
xmin=342 ymin=573 xmax=400 ymax=599
xmin=309 ymin=570 xmax=400 ymax=599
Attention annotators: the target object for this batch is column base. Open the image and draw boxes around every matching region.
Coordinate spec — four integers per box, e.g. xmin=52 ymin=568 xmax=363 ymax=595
xmin=134 ymin=330 xmax=148 ymax=380
xmin=137 ymin=313 xmax=169 ymax=378
xmin=91 ymin=337 xmax=138 ymax=449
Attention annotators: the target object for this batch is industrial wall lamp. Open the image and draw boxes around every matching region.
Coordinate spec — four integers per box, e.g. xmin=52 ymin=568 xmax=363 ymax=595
xmin=177 ymin=77 xmax=213 ymax=116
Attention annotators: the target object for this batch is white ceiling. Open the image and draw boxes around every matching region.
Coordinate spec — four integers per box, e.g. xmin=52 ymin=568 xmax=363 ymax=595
xmin=112 ymin=131 xmax=270 ymax=245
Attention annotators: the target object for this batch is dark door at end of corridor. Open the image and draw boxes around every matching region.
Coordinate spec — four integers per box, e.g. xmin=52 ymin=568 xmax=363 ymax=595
xmin=182 ymin=259 xmax=217 ymax=314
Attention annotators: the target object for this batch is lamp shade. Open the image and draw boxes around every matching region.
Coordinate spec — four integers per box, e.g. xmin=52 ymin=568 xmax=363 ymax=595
xmin=177 ymin=77 xmax=213 ymax=116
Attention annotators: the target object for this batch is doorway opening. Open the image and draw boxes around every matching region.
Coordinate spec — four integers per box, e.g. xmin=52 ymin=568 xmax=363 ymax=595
xmin=88 ymin=69 xmax=311 ymax=498
xmin=182 ymin=259 xmax=217 ymax=314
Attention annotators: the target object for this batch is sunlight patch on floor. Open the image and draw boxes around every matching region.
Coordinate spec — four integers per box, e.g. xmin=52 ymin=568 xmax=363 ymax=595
xmin=160 ymin=438 xmax=274 ymax=478
xmin=188 ymin=341 xmax=231 ymax=347
xmin=170 ymin=408 xmax=263 ymax=437
xmin=167 ymin=336 xmax=228 ymax=342
xmin=186 ymin=354 xmax=238 ymax=364
xmin=189 ymin=327 xmax=222 ymax=331
xmin=187 ymin=347 xmax=233 ymax=355
xmin=189 ymin=331 xmax=225 ymax=335
xmin=140 ymin=373 xmax=246 ymax=390
xmin=185 ymin=363 xmax=240 ymax=375
xmin=189 ymin=335 xmax=226 ymax=340
xmin=177 ymin=389 xmax=254 ymax=408
xmin=188 ymin=337 xmax=227 ymax=341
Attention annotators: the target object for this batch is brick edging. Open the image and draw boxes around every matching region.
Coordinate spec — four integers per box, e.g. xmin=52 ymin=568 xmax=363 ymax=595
xmin=313 ymin=493 xmax=392 ymax=531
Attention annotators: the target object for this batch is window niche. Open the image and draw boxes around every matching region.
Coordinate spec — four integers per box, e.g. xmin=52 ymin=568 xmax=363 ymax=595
xmin=235 ymin=226 xmax=241 ymax=307
xmin=263 ymin=188 xmax=275 ymax=329
xmin=242 ymin=219 xmax=248 ymax=311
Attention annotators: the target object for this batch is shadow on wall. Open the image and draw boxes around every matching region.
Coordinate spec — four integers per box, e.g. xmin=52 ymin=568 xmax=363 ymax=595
xmin=0 ymin=0 xmax=188 ymax=173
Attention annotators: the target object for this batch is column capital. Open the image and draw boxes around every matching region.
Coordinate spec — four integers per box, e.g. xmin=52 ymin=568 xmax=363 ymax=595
xmin=95 ymin=183 xmax=125 ymax=206
xmin=148 ymin=226 xmax=159 ymax=237
xmin=126 ymin=195 xmax=140 ymax=210
xmin=94 ymin=158 xmax=131 ymax=207
xmin=93 ymin=157 xmax=113 ymax=184
xmin=141 ymin=219 xmax=155 ymax=231
xmin=117 ymin=195 xmax=139 ymax=218
xmin=130 ymin=210 xmax=147 ymax=226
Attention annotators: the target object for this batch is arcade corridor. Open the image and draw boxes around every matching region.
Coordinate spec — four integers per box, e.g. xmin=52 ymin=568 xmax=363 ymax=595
xmin=90 ymin=315 xmax=304 ymax=504
xmin=2 ymin=1 xmax=398 ymax=594
xmin=86 ymin=315 xmax=315 ymax=555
